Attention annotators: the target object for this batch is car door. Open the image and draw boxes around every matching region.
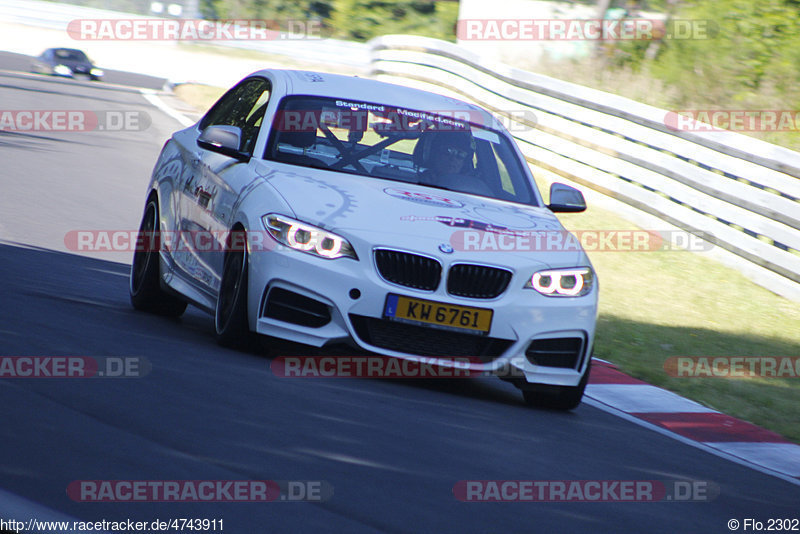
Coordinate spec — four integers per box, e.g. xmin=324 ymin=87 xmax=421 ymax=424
xmin=176 ymin=77 xmax=272 ymax=296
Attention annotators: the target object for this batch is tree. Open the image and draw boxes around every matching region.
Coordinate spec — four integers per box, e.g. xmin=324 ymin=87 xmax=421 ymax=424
xmin=648 ymin=0 xmax=800 ymax=105
xmin=329 ymin=0 xmax=458 ymax=42
xmin=201 ymin=0 xmax=334 ymax=22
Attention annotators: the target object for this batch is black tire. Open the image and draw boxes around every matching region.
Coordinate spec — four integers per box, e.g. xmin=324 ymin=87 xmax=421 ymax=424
xmin=215 ymin=230 xmax=251 ymax=347
xmin=521 ymin=359 xmax=592 ymax=411
xmin=129 ymin=198 xmax=187 ymax=317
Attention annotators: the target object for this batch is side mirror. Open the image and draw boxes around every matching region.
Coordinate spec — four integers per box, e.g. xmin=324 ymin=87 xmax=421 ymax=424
xmin=548 ymin=183 xmax=586 ymax=213
xmin=197 ymin=125 xmax=250 ymax=162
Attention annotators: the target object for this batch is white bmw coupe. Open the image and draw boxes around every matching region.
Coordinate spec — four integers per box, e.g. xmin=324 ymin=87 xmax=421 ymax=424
xmin=130 ymin=69 xmax=598 ymax=409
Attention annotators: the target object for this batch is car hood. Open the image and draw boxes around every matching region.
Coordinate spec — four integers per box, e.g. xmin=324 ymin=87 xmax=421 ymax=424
xmin=256 ymin=165 xmax=588 ymax=269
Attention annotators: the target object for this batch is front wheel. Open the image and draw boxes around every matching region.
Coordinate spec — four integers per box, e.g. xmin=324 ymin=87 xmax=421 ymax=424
xmin=520 ymin=359 xmax=592 ymax=411
xmin=129 ymin=198 xmax=187 ymax=317
xmin=215 ymin=230 xmax=251 ymax=348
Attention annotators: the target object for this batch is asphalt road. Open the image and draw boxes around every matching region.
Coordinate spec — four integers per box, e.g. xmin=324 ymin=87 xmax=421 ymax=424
xmin=0 ymin=70 xmax=798 ymax=534
xmin=0 ymin=51 xmax=167 ymax=90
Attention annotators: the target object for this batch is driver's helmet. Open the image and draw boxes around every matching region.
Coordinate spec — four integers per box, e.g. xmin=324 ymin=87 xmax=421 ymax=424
xmin=415 ymin=130 xmax=475 ymax=173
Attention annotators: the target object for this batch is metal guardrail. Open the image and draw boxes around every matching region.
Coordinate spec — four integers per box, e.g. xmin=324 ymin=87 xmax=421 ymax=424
xmin=369 ymin=35 xmax=800 ymax=300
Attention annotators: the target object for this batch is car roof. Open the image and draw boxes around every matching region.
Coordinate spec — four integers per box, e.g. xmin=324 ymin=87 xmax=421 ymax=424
xmin=254 ymin=69 xmax=503 ymax=131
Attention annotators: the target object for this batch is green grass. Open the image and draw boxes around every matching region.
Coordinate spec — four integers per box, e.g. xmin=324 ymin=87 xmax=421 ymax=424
xmin=544 ymin=178 xmax=800 ymax=442
xmin=172 ymin=84 xmax=226 ymax=115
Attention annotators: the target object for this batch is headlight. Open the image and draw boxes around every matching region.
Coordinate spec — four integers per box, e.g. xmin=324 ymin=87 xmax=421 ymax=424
xmin=54 ymin=64 xmax=72 ymax=75
xmin=90 ymin=68 xmax=104 ymax=77
xmin=525 ymin=267 xmax=594 ymax=297
xmin=262 ymin=214 xmax=357 ymax=260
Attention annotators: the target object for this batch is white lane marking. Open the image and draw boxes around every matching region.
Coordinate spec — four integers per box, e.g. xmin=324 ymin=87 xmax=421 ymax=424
xmin=295 ymin=447 xmax=423 ymax=475
xmin=586 ymin=384 xmax=718 ymax=414
xmin=87 ymin=267 xmax=129 ymax=277
xmin=705 ymin=442 xmax=800 ymax=477
xmin=139 ymin=88 xmax=195 ymax=127
xmin=583 ymin=397 xmax=800 ymax=487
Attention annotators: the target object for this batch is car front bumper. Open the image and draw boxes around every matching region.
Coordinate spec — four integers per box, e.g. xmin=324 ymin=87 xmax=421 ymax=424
xmin=246 ymin=241 xmax=597 ymax=387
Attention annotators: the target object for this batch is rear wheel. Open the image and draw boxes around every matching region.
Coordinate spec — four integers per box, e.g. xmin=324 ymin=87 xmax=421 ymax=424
xmin=129 ymin=198 xmax=187 ymax=316
xmin=520 ymin=359 xmax=592 ymax=411
xmin=215 ymin=230 xmax=251 ymax=348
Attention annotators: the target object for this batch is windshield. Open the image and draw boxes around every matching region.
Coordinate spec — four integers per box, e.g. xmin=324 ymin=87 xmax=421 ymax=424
xmin=54 ymin=49 xmax=89 ymax=61
xmin=264 ymin=95 xmax=539 ymax=206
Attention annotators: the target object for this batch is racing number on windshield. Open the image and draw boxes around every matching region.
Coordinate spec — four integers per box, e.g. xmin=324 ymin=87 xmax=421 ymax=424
xmin=405 ymin=301 xmax=480 ymax=328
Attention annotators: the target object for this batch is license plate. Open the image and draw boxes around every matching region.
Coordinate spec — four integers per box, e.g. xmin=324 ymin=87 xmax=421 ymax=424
xmin=384 ymin=294 xmax=493 ymax=334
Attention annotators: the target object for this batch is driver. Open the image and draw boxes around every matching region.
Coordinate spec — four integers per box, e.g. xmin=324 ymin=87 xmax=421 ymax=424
xmin=428 ymin=131 xmax=474 ymax=175
xmin=417 ymin=129 xmax=496 ymax=197
xmin=419 ymin=130 xmax=475 ymax=184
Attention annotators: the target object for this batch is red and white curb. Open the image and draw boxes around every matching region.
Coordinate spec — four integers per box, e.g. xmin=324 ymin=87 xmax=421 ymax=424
xmin=585 ymin=359 xmax=800 ymax=486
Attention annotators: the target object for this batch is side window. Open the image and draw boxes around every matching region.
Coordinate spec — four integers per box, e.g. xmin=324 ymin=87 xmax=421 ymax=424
xmin=199 ymin=77 xmax=271 ymax=155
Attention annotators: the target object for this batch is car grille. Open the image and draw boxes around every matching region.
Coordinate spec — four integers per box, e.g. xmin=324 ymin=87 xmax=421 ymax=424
xmin=447 ymin=264 xmax=512 ymax=299
xmin=374 ymin=249 xmax=441 ymax=291
xmin=525 ymin=337 xmax=585 ymax=369
xmin=349 ymin=314 xmax=513 ymax=363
